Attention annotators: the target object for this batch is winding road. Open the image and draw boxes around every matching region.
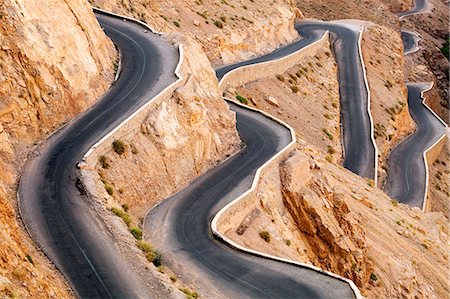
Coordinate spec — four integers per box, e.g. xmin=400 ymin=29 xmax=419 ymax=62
xmin=218 ymin=22 xmax=376 ymax=180
xmin=401 ymin=30 xmax=421 ymax=55
xmin=384 ymin=83 xmax=446 ymax=206
xmin=18 ymin=10 xmax=360 ymax=298
xmin=384 ymin=0 xmax=447 ymax=207
xmin=145 ymin=102 xmax=355 ymax=298
xmin=19 ymin=12 xmax=178 ymax=298
xmin=398 ymin=0 xmax=430 ymax=19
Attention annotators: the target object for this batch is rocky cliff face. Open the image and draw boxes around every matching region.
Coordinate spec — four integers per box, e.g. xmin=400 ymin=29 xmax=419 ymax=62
xmin=91 ymin=0 xmax=300 ymax=66
xmin=221 ymin=147 xmax=448 ymax=298
xmin=88 ymin=36 xmax=240 ymax=219
xmin=0 ymin=0 xmax=116 ymax=296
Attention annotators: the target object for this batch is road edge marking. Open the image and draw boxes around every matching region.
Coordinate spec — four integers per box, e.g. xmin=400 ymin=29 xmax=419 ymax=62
xmin=212 ymin=97 xmax=363 ymax=299
xmin=81 ymin=9 xmax=184 ymax=162
xmin=417 ymin=81 xmax=448 ymax=211
xmin=357 ymin=26 xmax=379 ymax=184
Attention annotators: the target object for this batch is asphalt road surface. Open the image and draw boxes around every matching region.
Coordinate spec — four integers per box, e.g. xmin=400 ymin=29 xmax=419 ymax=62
xmin=19 ymin=11 xmax=361 ymax=299
xmin=384 ymin=83 xmax=446 ymax=207
xmin=398 ymin=0 xmax=429 ymax=18
xmin=144 ymin=102 xmax=356 ymax=299
xmin=401 ymin=30 xmax=421 ymax=55
xmin=18 ymin=12 xmax=178 ymax=298
xmin=218 ymin=22 xmax=376 ymax=179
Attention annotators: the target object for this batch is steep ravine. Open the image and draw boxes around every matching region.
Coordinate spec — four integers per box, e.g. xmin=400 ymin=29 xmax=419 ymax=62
xmin=0 ymin=0 xmax=116 ymax=297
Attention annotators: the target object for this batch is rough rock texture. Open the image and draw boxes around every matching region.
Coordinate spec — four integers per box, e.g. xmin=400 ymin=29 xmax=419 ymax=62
xmin=222 ymin=147 xmax=449 ymax=298
xmin=428 ymin=140 xmax=449 ymax=218
xmin=225 ymin=41 xmax=342 ymax=161
xmin=361 ymin=25 xmax=413 ymax=184
xmin=91 ymin=36 xmax=240 ymax=220
xmin=0 ymin=0 xmax=116 ymax=297
xmin=297 ymin=0 xmax=408 ymax=29
xmin=91 ymin=0 xmax=300 ymax=66
xmin=401 ymin=0 xmax=449 ymax=125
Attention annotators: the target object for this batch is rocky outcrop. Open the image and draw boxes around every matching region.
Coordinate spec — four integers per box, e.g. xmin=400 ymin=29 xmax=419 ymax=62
xmin=92 ymin=0 xmax=299 ymax=66
xmin=88 ymin=36 xmax=240 ymax=219
xmin=220 ymin=144 xmax=449 ymax=298
xmin=0 ymin=0 xmax=116 ymax=296
xmin=280 ymin=152 xmax=372 ymax=288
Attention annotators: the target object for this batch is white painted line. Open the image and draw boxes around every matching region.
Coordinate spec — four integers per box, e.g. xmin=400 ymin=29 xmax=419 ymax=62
xmin=358 ymin=26 xmax=379 ymax=184
xmin=213 ymin=31 xmax=363 ymax=297
xmin=88 ymin=10 xmax=362 ymax=296
xmin=416 ymin=82 xmax=448 ymax=211
xmin=81 ymin=9 xmax=185 ymax=163
xmin=212 ymin=97 xmax=362 ymax=299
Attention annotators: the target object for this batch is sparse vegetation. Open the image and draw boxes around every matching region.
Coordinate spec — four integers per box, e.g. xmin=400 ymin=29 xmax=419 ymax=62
xmin=214 ymin=20 xmax=223 ymax=28
xmin=137 ymin=240 xmax=162 ymax=266
xmin=290 ymin=85 xmax=299 ymax=93
xmin=111 ymin=207 xmax=132 ymax=227
xmin=285 ymin=239 xmax=291 ymax=246
xmin=370 ymin=272 xmax=378 ymax=282
xmin=276 ymin=75 xmax=285 ymax=81
xmin=112 ymin=140 xmax=126 ymax=155
xmin=131 ymin=144 xmax=139 ymax=155
xmin=236 ymin=94 xmax=248 ymax=104
xmin=122 ymin=204 xmax=129 ymax=212
xmin=170 ymin=276 xmax=177 ymax=282
xmin=26 ymin=254 xmax=34 ymax=265
xmin=104 ymin=183 xmax=114 ymax=195
xmin=259 ymin=230 xmax=271 ymax=242
xmin=179 ymin=288 xmax=199 ymax=299
xmin=99 ymin=155 xmax=110 ymax=169
xmin=384 ymin=79 xmax=394 ymax=89
xmin=327 ymin=145 xmax=335 ymax=155
xmin=322 ymin=128 xmax=334 ymax=140
xmin=173 ymin=21 xmax=180 ymax=27
xmin=367 ymin=179 xmax=375 ymax=188
xmin=130 ymin=227 xmax=143 ymax=240
xmin=391 ymin=199 xmax=398 ymax=207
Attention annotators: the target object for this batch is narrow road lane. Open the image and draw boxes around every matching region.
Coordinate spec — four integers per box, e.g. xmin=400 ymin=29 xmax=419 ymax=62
xmin=144 ymin=102 xmax=356 ymax=299
xmin=218 ymin=22 xmax=376 ymax=179
xmin=384 ymin=84 xmax=446 ymax=206
xmin=18 ymin=12 xmax=178 ymax=298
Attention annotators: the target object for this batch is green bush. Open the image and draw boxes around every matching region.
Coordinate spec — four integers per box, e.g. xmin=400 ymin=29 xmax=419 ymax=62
xmin=276 ymin=75 xmax=285 ymax=81
xmin=99 ymin=155 xmax=110 ymax=169
xmin=290 ymin=85 xmax=299 ymax=93
xmin=259 ymin=230 xmax=271 ymax=242
xmin=370 ymin=272 xmax=378 ymax=282
xmin=214 ymin=20 xmax=223 ymax=28
xmin=26 ymin=254 xmax=34 ymax=265
xmin=130 ymin=227 xmax=143 ymax=240
xmin=180 ymin=288 xmax=199 ymax=299
xmin=112 ymin=140 xmax=126 ymax=155
xmin=137 ymin=240 xmax=162 ymax=266
xmin=111 ymin=207 xmax=131 ymax=227
xmin=104 ymin=183 xmax=114 ymax=196
xmin=173 ymin=21 xmax=180 ymax=27
xmin=111 ymin=207 xmax=132 ymax=227
xmin=322 ymin=128 xmax=334 ymax=140
xmin=236 ymin=94 xmax=248 ymax=104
